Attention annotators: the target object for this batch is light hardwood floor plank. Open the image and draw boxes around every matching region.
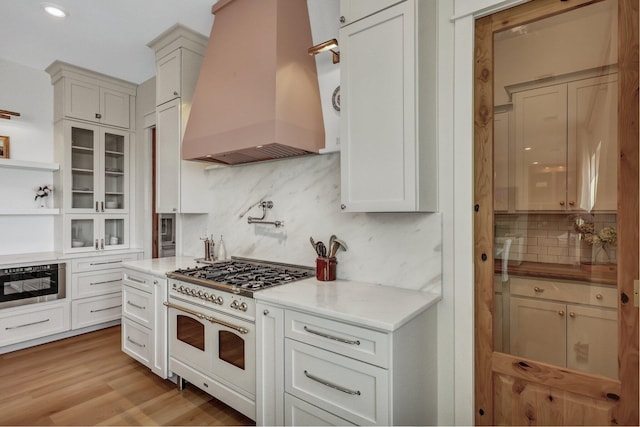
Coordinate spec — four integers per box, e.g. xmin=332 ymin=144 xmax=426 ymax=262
xmin=0 ymin=326 xmax=254 ymax=426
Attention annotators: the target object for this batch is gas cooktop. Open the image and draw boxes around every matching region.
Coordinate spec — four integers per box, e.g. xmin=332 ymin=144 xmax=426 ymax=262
xmin=166 ymin=257 xmax=314 ymax=297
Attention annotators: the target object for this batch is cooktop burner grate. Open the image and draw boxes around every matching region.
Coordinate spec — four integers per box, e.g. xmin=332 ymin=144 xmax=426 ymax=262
xmin=167 ymin=257 xmax=314 ymax=295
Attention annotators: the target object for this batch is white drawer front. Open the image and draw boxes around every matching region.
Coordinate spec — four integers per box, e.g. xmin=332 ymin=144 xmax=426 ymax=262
xmin=123 ymin=269 xmax=161 ymax=293
xmin=72 ymin=253 xmax=139 ymax=273
xmin=71 ymin=293 xmax=122 ymax=329
xmin=285 ymin=393 xmax=356 ymax=426
xmin=122 ymin=317 xmax=152 ymax=367
xmin=285 ymin=339 xmax=389 ymax=426
xmin=285 ymin=310 xmax=389 ymax=368
xmin=0 ymin=303 xmax=70 ymax=347
xmin=510 ymin=277 xmax=617 ymax=308
xmin=122 ymin=286 xmax=153 ymax=328
xmin=72 ymin=269 xmax=122 ymax=299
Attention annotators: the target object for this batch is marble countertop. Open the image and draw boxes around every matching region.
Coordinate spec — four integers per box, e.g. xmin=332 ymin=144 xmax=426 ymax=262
xmin=0 ymin=249 xmax=144 ymax=268
xmin=255 ymin=278 xmax=440 ymax=332
xmin=122 ymin=256 xmax=201 ymax=276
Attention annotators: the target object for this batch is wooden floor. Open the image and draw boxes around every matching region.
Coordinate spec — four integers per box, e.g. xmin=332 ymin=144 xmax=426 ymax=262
xmin=0 ymin=326 xmax=255 ymax=426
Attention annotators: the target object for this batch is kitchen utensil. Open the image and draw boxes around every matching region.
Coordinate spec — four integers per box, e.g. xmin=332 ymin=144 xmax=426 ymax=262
xmin=310 ymin=236 xmax=317 ymax=252
xmin=329 ymin=238 xmax=348 ymax=257
xmin=316 ymin=242 xmax=327 ymax=258
xmin=328 ymin=234 xmax=336 ymax=253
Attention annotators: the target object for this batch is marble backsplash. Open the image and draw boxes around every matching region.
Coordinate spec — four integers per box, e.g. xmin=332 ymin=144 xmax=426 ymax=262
xmin=181 ymin=152 xmax=442 ymax=293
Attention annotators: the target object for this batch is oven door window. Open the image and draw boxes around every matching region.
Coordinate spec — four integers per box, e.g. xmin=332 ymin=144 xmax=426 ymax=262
xmin=219 ymin=330 xmax=245 ymax=370
xmin=1 ymin=271 xmax=56 ymax=303
xmin=177 ymin=315 xmax=205 ymax=351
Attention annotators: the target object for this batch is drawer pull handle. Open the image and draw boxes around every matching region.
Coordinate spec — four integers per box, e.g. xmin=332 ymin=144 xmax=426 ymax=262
xmin=127 ymin=301 xmax=146 ymax=310
xmin=90 ymin=260 xmax=123 ymax=266
xmin=533 ymin=286 xmax=544 ymax=293
xmin=5 ymin=318 xmax=50 ymax=330
xmin=128 ymin=276 xmax=146 ymax=284
xmin=90 ymin=304 xmax=121 ymax=313
xmin=127 ymin=336 xmax=146 ymax=348
xmin=303 ymin=326 xmax=360 ymax=345
xmin=304 ymin=370 xmax=361 ymax=396
xmin=90 ymin=279 xmax=120 ymax=286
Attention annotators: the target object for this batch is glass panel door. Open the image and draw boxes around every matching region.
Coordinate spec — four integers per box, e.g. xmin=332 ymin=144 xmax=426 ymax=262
xmin=71 ymin=126 xmax=96 ymax=209
xmin=104 ymin=217 xmax=125 ymax=248
xmin=103 ymin=131 xmax=125 ymax=210
xmin=492 ymin=0 xmax=619 ymax=379
xmin=70 ymin=218 xmax=94 ymax=250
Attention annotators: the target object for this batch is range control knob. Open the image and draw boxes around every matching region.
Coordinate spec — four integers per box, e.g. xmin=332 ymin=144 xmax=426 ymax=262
xmin=202 ymin=292 xmax=210 ymax=300
xmin=239 ymin=302 xmax=248 ymax=312
xmin=178 ymin=285 xmax=185 ymax=293
xmin=216 ymin=296 xmax=223 ymax=305
xmin=230 ymin=300 xmax=239 ymax=309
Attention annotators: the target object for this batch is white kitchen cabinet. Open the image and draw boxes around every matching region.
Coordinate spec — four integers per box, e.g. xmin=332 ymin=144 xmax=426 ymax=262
xmin=339 ymin=0 xmax=403 ymax=26
xmin=149 ymin=25 xmax=209 ymax=214
xmin=69 ymin=251 xmax=141 ymax=330
xmin=46 ymin=61 xmax=136 ymax=130
xmin=64 ymin=214 xmax=129 ymax=254
xmin=511 ymin=72 xmax=617 ymax=212
xmin=0 ymin=301 xmax=70 ymax=348
xmin=508 ymin=276 xmax=617 ymax=378
xmin=256 ymin=301 xmax=436 ymax=426
xmin=339 ymin=0 xmax=438 ymax=212
xmin=121 ymin=268 xmax=170 ymax=378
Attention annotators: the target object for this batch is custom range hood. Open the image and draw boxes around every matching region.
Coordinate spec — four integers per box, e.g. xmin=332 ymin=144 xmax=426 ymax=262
xmin=182 ymin=0 xmax=325 ymax=165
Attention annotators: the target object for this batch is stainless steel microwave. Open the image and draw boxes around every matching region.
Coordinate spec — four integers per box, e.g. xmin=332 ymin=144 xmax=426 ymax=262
xmin=0 ymin=263 xmax=66 ymax=309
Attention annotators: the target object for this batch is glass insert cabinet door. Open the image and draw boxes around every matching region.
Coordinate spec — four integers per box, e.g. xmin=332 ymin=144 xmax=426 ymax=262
xmin=492 ymin=0 xmax=619 ymax=379
xmin=68 ymin=216 xmax=128 ymax=251
xmin=67 ymin=122 xmax=128 ymax=212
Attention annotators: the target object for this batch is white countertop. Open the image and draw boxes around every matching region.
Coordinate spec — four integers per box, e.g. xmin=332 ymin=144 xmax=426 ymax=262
xmin=122 ymin=256 xmax=201 ymax=276
xmin=0 ymin=249 xmax=144 ymax=268
xmin=255 ymin=278 xmax=441 ymax=332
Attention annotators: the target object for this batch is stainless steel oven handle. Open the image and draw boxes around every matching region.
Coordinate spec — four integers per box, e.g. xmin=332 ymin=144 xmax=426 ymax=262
xmin=303 ymin=370 xmax=361 ymax=395
xmin=303 ymin=326 xmax=361 ymax=346
xmin=5 ymin=318 xmax=50 ymax=330
xmin=163 ymin=301 xmax=249 ymax=334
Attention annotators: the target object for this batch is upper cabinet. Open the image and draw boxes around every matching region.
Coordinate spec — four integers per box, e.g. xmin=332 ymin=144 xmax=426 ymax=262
xmin=510 ymin=71 xmax=617 ymax=212
xmin=339 ymin=0 xmax=438 ymax=212
xmin=46 ymin=61 xmax=136 ymax=130
xmin=148 ymin=24 xmax=209 ymax=214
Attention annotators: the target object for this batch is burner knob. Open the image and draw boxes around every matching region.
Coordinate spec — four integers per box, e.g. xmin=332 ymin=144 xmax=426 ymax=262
xmin=231 ymin=300 xmax=239 ymax=309
xmin=178 ymin=285 xmax=186 ymax=293
xmin=239 ymin=302 xmax=248 ymax=312
xmin=203 ymin=292 xmax=210 ymax=300
xmin=216 ymin=296 xmax=223 ymax=305
xmin=189 ymin=289 xmax=198 ymax=296
xmin=198 ymin=290 xmax=205 ymax=299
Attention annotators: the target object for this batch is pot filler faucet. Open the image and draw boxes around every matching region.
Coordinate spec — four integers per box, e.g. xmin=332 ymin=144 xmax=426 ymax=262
xmin=239 ymin=200 xmax=284 ymax=228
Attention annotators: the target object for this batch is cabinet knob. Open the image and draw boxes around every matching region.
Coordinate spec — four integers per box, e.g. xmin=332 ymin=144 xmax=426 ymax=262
xmin=559 ymin=201 xmax=565 ymax=206
xmin=263 ymin=309 xmax=269 ymax=316
xmin=596 ymin=293 xmax=603 ymax=300
xmin=569 ymin=312 xmax=576 ymax=318
xmin=172 ymin=208 xmax=177 ymax=212
xmin=569 ymin=201 xmax=575 ymax=206
xmin=533 ymin=286 xmax=544 ymax=293
xmin=173 ymin=91 xmax=179 ymax=96
xmin=558 ymin=310 xmax=565 ymax=316
xmin=340 ymin=16 xmax=346 ymax=23
xmin=153 ymin=280 xmax=158 ymax=285
xmin=95 ymin=113 xmax=102 ymax=119
xmin=340 ymin=204 xmax=346 ymax=210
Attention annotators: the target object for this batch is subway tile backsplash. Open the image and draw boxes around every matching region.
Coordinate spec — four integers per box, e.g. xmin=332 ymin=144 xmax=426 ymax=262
xmin=495 ymin=213 xmax=617 ymax=265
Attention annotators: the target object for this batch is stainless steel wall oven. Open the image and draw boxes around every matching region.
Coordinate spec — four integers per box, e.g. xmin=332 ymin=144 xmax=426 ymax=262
xmin=0 ymin=263 xmax=66 ymax=309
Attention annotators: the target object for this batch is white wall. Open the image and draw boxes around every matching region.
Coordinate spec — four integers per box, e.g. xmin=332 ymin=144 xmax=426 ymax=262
xmin=0 ymin=59 xmax=55 ymax=255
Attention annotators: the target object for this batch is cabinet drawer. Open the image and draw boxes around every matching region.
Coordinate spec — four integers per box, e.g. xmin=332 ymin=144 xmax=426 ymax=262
xmin=123 ymin=269 xmax=161 ymax=293
xmin=72 ymin=253 xmax=139 ymax=272
xmin=285 ymin=339 xmax=389 ymax=426
xmin=122 ymin=285 xmax=153 ymax=328
xmin=285 ymin=393 xmax=356 ymax=426
xmin=285 ymin=310 xmax=389 ymax=368
xmin=510 ymin=277 xmax=616 ymax=308
xmin=0 ymin=303 xmax=70 ymax=347
xmin=71 ymin=293 xmax=122 ymax=329
xmin=122 ymin=317 xmax=152 ymax=367
xmin=72 ymin=269 xmax=122 ymax=299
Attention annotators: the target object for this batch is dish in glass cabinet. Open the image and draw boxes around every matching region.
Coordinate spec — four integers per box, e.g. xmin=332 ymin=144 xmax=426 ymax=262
xmin=72 ymin=240 xmax=84 ymax=247
xmin=332 ymin=86 xmax=340 ymax=112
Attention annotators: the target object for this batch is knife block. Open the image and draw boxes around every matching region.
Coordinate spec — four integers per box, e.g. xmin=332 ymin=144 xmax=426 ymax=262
xmin=316 ymin=257 xmax=337 ymax=281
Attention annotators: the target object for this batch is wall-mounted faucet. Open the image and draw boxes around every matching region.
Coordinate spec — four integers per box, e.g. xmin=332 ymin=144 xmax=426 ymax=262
xmin=239 ymin=200 xmax=284 ymax=228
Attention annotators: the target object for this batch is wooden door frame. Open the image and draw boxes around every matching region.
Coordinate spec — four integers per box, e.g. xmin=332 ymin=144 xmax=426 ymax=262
xmin=474 ymin=0 xmax=639 ymax=424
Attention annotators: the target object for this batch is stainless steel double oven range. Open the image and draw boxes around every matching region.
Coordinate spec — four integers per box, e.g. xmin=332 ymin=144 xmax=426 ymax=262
xmin=165 ymin=257 xmax=313 ymax=420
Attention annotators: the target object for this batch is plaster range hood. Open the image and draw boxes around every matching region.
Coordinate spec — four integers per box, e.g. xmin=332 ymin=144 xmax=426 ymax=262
xmin=182 ymin=0 xmax=326 ymax=165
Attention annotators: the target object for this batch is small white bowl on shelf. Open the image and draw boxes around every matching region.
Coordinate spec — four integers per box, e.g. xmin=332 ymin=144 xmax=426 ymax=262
xmin=72 ymin=240 xmax=84 ymax=248
xmin=105 ymin=201 xmax=118 ymax=209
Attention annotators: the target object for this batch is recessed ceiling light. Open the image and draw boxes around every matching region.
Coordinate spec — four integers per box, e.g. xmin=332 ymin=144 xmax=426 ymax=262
xmin=42 ymin=3 xmax=68 ymax=18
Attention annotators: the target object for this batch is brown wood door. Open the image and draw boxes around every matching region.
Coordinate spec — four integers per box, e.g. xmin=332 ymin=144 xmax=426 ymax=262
xmin=474 ymin=0 xmax=639 ymax=425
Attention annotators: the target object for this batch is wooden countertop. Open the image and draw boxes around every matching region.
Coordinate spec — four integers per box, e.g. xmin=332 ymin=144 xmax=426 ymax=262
xmin=495 ymin=260 xmax=617 ymax=286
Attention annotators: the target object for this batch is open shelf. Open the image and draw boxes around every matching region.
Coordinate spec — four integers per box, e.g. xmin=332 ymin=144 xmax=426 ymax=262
xmin=0 ymin=158 xmax=59 ymax=171
xmin=0 ymin=208 xmax=60 ymax=215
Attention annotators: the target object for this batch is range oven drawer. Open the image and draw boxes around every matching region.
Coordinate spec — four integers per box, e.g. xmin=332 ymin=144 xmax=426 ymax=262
xmin=284 ymin=339 xmax=389 ymax=426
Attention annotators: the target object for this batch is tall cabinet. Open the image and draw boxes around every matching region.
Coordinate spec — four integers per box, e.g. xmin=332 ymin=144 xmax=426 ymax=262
xmin=47 ymin=61 xmax=135 ymax=254
xmin=339 ymin=0 xmax=438 ymax=212
xmin=147 ymin=24 xmax=209 ymax=214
